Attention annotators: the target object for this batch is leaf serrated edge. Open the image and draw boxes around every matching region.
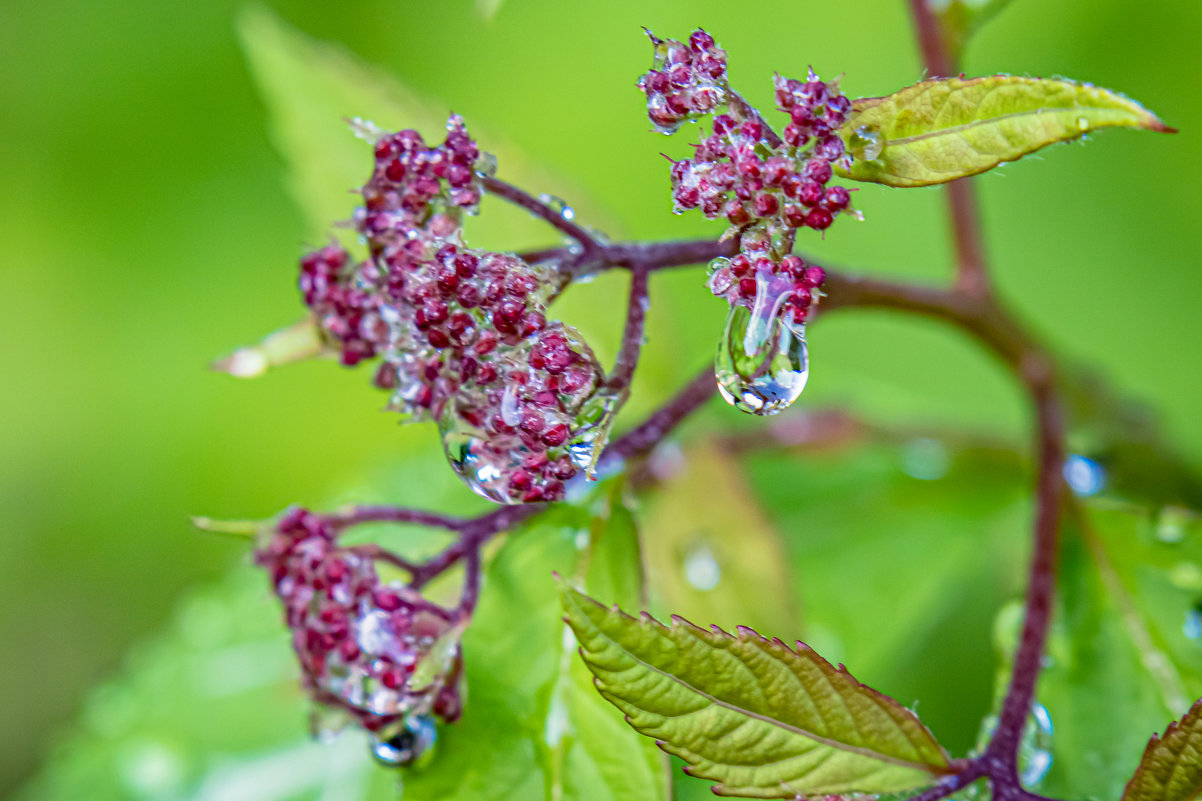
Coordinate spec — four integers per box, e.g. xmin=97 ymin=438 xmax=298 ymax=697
xmin=1122 ymin=698 xmax=1202 ymax=801
xmin=560 ymin=583 xmax=953 ymax=799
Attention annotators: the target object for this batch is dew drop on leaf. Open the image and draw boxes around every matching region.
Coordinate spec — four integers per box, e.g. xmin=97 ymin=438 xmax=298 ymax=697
xmin=848 ymin=124 xmax=884 ymax=161
xmin=1184 ymin=603 xmax=1202 ymax=640
xmin=715 ymin=273 xmax=809 ymax=415
xmin=682 ymin=542 xmax=722 ymax=591
xmin=1062 ymin=454 xmax=1105 ymax=496
xmin=1156 ymin=506 xmax=1191 ymax=544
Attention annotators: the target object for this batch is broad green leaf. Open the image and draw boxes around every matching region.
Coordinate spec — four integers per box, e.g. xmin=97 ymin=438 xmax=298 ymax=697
xmin=639 ymin=439 xmax=800 ymax=639
xmin=561 ymin=585 xmax=953 ymax=799
xmin=1121 ymin=699 xmax=1202 ymax=801
xmin=929 ymin=0 xmax=1015 ymax=65
xmin=1038 ymin=503 xmax=1202 ymax=800
xmin=540 ymin=481 xmax=668 ymax=801
xmin=744 ymin=439 xmax=1029 ymax=752
xmin=837 ymin=75 xmax=1173 ymax=187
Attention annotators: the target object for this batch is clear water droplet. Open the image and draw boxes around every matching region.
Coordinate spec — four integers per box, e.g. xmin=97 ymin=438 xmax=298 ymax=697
xmin=1062 ymin=455 xmax=1105 ymax=496
xmin=1076 ymin=117 xmax=1090 ymax=132
xmin=438 ymin=402 xmax=516 ymax=504
xmin=1184 ymin=604 xmax=1202 ymax=640
xmin=538 ymin=194 xmax=575 ymax=221
xmin=715 ymin=274 xmax=809 ymax=415
xmin=309 ymin=703 xmax=353 ymax=743
xmin=902 ymin=438 xmax=950 ymax=481
xmin=1156 ymin=506 xmax=1191 ymax=544
xmin=1019 ymin=703 xmax=1054 ymax=787
xmin=848 ymin=125 xmax=884 ymax=161
xmin=683 ymin=542 xmax=722 ymax=591
xmin=568 ymin=390 xmax=620 ymax=476
xmin=371 ymin=715 xmax=438 ymax=768
xmin=475 ymin=151 xmax=498 ymax=178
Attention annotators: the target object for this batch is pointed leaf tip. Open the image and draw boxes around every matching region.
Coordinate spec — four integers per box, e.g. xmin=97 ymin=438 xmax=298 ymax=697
xmin=837 ymin=75 xmax=1173 ymax=187
xmin=560 ymin=585 xmax=952 ymax=799
xmin=1121 ymin=699 xmax=1202 ymax=801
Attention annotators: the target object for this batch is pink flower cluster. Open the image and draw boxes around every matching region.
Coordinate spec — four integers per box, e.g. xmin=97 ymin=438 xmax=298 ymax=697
xmin=295 ymin=116 xmax=609 ymax=504
xmin=256 ymin=508 xmax=463 ymax=731
xmin=640 ymin=30 xmax=859 ymax=324
xmin=638 ymin=29 xmax=728 ymax=133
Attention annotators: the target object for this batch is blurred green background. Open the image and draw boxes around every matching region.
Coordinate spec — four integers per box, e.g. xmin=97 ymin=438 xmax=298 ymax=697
xmin=2 ymin=0 xmax=1200 ymax=798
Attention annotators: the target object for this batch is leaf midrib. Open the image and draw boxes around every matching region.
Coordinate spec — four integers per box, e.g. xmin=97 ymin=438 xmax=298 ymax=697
xmin=886 ymin=105 xmax=1131 ymax=147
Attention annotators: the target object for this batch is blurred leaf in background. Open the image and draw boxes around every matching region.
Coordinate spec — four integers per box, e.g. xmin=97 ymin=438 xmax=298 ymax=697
xmin=3 ymin=0 xmax=1202 ymax=798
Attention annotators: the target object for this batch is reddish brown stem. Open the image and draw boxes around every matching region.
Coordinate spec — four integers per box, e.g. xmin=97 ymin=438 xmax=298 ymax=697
xmin=907 ymin=0 xmax=953 ymax=78
xmin=482 ymin=175 xmax=602 ymax=256
xmin=605 ymin=266 xmax=651 ymax=394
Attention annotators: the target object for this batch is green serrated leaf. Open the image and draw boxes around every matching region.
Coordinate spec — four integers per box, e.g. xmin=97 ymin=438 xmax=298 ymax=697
xmin=837 ymin=75 xmax=1173 ymax=187
xmin=1121 ymin=698 xmax=1202 ymax=801
xmin=561 ymin=585 xmax=952 ymax=799
xmin=1038 ymin=503 xmax=1202 ymax=800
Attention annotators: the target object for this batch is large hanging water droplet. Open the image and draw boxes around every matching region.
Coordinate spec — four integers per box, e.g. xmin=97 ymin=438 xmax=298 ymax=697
xmin=848 ymin=125 xmax=884 ymax=161
xmin=370 ymin=715 xmax=438 ymax=768
xmin=715 ymin=274 xmax=809 ymax=415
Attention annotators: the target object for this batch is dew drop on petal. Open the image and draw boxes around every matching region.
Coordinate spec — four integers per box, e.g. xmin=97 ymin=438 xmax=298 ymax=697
xmin=371 ymin=715 xmax=438 ymax=768
xmin=715 ymin=273 xmax=809 ymax=415
xmin=438 ymin=412 xmax=514 ymax=504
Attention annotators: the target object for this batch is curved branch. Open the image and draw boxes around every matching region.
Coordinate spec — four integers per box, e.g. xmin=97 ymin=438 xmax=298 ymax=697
xmin=482 ymin=176 xmax=602 ymax=256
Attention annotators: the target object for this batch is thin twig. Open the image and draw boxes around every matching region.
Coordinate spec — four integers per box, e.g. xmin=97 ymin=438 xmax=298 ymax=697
xmin=482 ymin=175 xmax=602 ymax=255
xmin=605 ymin=267 xmax=651 ymax=394
xmin=905 ymin=0 xmax=993 ymax=298
xmin=324 ymin=505 xmax=465 ymax=532
xmin=907 ymin=0 xmax=953 ymax=78
xmin=727 ymin=88 xmax=785 ymax=149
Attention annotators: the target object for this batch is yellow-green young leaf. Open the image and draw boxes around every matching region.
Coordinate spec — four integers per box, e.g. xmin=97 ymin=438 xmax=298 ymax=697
xmin=837 ymin=75 xmax=1174 ymax=187
xmin=561 ymin=585 xmax=953 ymax=800
xmin=1121 ymin=699 xmax=1202 ymax=801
